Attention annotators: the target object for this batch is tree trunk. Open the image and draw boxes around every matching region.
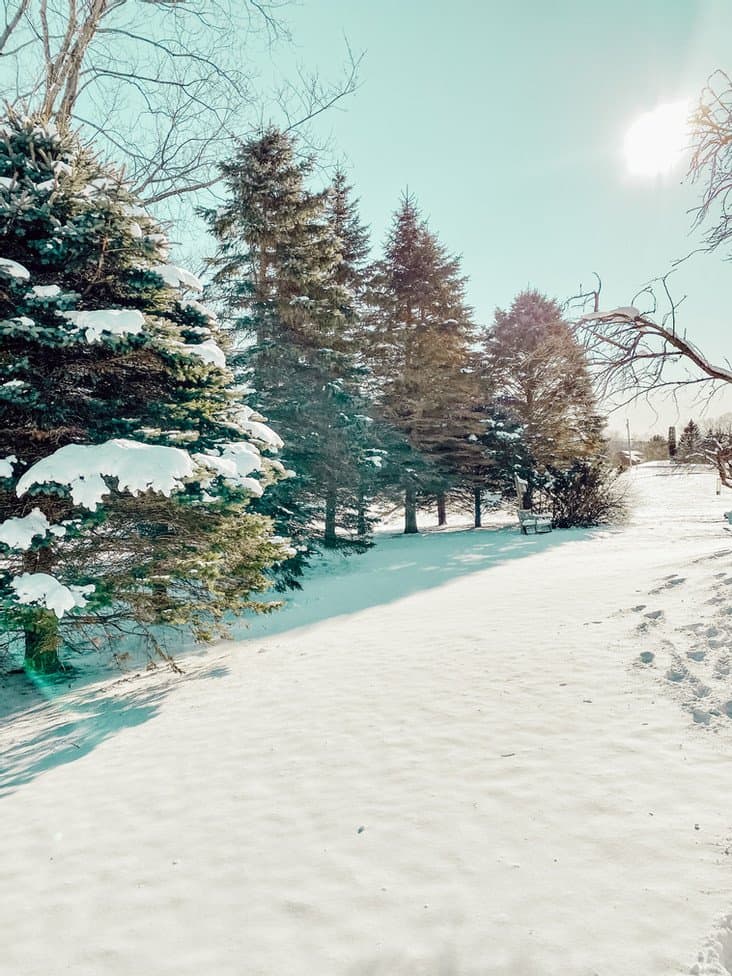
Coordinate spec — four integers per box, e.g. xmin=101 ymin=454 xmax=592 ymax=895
xmin=437 ymin=492 xmax=447 ymax=526
xmin=473 ymin=486 xmax=482 ymax=528
xmin=404 ymin=487 xmax=419 ymax=534
xmin=324 ymin=486 xmax=337 ymax=547
xmin=24 ymin=608 xmax=62 ymax=673
xmin=357 ymin=490 xmax=367 ymax=537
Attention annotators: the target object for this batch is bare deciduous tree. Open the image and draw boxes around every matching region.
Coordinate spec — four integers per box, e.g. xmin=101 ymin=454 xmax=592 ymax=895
xmin=571 ymin=72 xmax=732 ymax=487
xmin=0 ymin=0 xmax=359 ymax=205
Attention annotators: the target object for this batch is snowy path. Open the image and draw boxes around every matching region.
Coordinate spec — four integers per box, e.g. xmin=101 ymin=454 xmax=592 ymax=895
xmin=2 ymin=464 xmax=732 ymax=975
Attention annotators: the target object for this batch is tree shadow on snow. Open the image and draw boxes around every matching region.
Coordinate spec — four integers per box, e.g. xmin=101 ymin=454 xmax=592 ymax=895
xmin=234 ymin=523 xmax=607 ymax=643
xmin=0 ymin=662 xmax=228 ymax=797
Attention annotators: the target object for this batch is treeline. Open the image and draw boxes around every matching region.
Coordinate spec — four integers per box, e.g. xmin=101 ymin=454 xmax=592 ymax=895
xmin=0 ymin=116 xmax=610 ymax=673
xmin=206 ymin=128 xmax=607 ymax=584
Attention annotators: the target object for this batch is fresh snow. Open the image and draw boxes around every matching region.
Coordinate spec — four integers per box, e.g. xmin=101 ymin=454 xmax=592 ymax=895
xmin=582 ymin=305 xmax=642 ymax=320
xmin=237 ymin=418 xmax=284 ymax=451
xmin=61 ymin=308 xmax=145 ymax=343
xmin=9 ymin=572 xmax=93 ymax=618
xmin=15 ymin=438 xmax=197 ymax=510
xmin=30 ymin=284 xmax=60 ymax=298
xmin=194 ymin=441 xmax=262 ymax=491
xmin=4 ymin=464 xmax=732 ymax=974
xmin=0 ymin=507 xmax=51 ymax=550
xmin=0 ymin=454 xmax=17 ymax=477
xmin=177 ymin=338 xmax=226 ymax=369
xmin=0 ymin=257 xmax=30 ymax=280
xmin=153 ymin=263 xmax=203 ymax=293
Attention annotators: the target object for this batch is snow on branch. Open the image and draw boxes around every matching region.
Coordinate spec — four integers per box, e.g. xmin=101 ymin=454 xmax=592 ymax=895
xmin=61 ymin=308 xmax=145 ymax=343
xmin=0 ymin=507 xmax=55 ymax=550
xmin=10 ymin=573 xmax=93 ymax=618
xmin=0 ymin=257 xmax=30 ymax=280
xmin=15 ymin=439 xmax=198 ymax=510
xmin=153 ymin=264 xmax=204 ymax=294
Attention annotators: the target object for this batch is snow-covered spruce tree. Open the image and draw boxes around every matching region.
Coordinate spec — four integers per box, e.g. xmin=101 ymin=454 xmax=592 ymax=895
xmin=207 ymin=129 xmax=382 ymax=579
xmin=0 ymin=113 xmax=288 ymax=672
xmin=366 ymin=194 xmax=486 ymax=533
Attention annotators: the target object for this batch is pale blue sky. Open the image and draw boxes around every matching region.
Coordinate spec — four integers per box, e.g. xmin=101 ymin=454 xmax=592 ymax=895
xmin=260 ymin=0 xmax=732 ymax=436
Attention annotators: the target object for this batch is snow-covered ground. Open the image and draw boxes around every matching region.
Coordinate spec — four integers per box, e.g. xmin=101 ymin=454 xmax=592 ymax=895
xmin=3 ymin=462 xmax=732 ymax=975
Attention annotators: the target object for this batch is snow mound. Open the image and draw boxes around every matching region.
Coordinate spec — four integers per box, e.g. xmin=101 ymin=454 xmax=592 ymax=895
xmin=153 ymin=264 xmax=203 ymax=293
xmin=10 ymin=573 xmax=93 ymax=618
xmin=0 ymin=454 xmax=17 ymax=478
xmin=31 ymin=284 xmax=60 ymax=298
xmin=16 ymin=439 xmax=197 ymax=510
xmin=177 ymin=339 xmax=226 ymax=369
xmin=237 ymin=419 xmax=284 ymax=452
xmin=61 ymin=308 xmax=145 ymax=343
xmin=194 ymin=441 xmax=263 ymax=493
xmin=0 ymin=507 xmax=51 ymax=550
xmin=0 ymin=257 xmax=30 ymax=280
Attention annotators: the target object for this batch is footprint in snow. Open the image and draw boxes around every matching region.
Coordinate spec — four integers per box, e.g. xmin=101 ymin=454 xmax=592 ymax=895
xmin=644 ymin=610 xmax=664 ymax=621
xmin=687 ymin=650 xmax=707 ymax=662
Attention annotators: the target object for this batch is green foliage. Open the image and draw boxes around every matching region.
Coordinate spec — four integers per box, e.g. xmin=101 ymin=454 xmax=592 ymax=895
xmin=365 ymin=194 xmax=487 ymax=525
xmin=0 ymin=112 xmax=287 ymax=669
xmin=676 ymin=419 xmax=705 ymax=463
xmin=538 ymin=460 xmax=627 ymax=528
xmin=485 ymin=289 xmax=605 ymax=473
xmin=206 ymin=128 xmax=385 ymax=577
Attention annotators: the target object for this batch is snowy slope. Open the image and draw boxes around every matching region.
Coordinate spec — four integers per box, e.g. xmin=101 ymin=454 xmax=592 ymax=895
xmin=2 ymin=462 xmax=732 ymax=976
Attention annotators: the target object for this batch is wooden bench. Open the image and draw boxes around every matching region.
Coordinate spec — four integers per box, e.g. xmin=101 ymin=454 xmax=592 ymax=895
xmin=514 ymin=475 xmax=553 ymax=534
xmin=517 ymin=508 xmax=553 ymax=534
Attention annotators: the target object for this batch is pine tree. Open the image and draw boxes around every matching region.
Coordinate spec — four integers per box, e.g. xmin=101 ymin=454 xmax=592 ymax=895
xmin=677 ymin=419 xmax=704 ymax=462
xmin=485 ymin=289 xmax=604 ymax=495
xmin=0 ymin=113 xmax=287 ymax=672
xmin=366 ymin=194 xmax=484 ymax=532
xmin=206 ymin=130 xmax=379 ymax=580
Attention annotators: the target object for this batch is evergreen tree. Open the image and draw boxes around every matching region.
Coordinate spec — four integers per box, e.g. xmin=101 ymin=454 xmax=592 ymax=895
xmin=0 ymin=113 xmax=287 ymax=672
xmin=677 ymin=419 xmax=704 ymax=462
xmin=366 ymin=194 xmax=484 ymax=532
xmin=485 ymin=289 xmax=604 ymax=495
xmin=206 ymin=130 xmax=379 ymax=580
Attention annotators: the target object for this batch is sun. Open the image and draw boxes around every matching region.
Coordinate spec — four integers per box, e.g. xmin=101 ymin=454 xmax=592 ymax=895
xmin=624 ymin=100 xmax=690 ymax=178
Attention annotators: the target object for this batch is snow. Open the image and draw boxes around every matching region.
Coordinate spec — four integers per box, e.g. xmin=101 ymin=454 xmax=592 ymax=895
xmin=4 ymin=465 xmax=732 ymax=974
xmin=10 ymin=572 xmax=93 ymax=618
xmin=16 ymin=438 xmax=197 ymax=510
xmin=153 ymin=264 xmax=203 ymax=294
xmin=181 ymin=299 xmax=217 ymax=321
xmin=30 ymin=284 xmax=60 ymax=298
xmin=0 ymin=454 xmax=17 ymax=477
xmin=582 ymin=305 xmax=641 ymax=320
xmin=0 ymin=257 xmax=30 ymax=280
xmin=0 ymin=507 xmax=51 ymax=550
xmin=194 ymin=441 xmax=263 ymax=491
xmin=61 ymin=308 xmax=145 ymax=343
xmin=177 ymin=339 xmax=226 ymax=369
xmin=237 ymin=418 xmax=284 ymax=451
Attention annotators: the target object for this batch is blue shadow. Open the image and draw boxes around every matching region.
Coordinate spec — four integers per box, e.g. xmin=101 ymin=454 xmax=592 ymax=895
xmin=232 ymin=523 xmax=604 ymax=642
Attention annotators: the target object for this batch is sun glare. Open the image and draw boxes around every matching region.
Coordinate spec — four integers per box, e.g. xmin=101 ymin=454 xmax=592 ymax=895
xmin=624 ymin=100 xmax=690 ymax=178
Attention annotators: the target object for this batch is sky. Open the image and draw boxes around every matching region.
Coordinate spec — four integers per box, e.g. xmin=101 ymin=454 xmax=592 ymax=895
xmin=258 ymin=0 xmax=732 ymax=439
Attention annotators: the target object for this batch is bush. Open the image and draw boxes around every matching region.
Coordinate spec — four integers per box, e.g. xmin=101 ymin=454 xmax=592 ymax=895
xmin=539 ymin=460 xmax=628 ymax=528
